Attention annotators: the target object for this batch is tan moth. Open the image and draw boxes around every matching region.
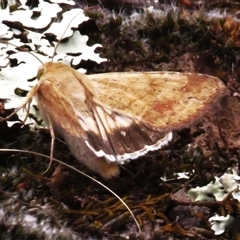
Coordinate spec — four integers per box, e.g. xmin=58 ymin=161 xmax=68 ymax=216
xmin=0 ymin=5 xmax=228 ymax=179
xmin=2 ymin=61 xmax=228 ymax=178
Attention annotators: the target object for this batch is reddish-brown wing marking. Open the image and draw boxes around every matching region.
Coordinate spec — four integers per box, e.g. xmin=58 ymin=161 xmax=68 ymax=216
xmin=36 ymin=62 xmax=228 ymax=178
xmin=89 ymin=71 xmax=227 ymax=129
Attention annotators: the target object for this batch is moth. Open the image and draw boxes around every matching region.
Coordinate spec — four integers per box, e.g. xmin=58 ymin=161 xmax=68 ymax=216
xmin=5 ymin=61 xmax=226 ymax=179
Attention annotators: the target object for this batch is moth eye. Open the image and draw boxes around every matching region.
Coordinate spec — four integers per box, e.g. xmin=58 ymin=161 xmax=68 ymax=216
xmin=37 ymin=66 xmax=44 ymax=80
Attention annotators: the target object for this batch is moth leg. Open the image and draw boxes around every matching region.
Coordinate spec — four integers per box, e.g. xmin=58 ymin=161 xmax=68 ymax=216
xmin=42 ymin=117 xmax=55 ymax=174
xmin=22 ymin=98 xmax=32 ymax=124
xmin=0 ymin=84 xmax=39 ymax=122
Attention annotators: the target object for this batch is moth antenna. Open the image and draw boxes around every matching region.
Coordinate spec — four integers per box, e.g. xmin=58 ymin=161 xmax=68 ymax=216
xmin=42 ymin=118 xmax=56 ymax=174
xmin=0 ymin=39 xmax=44 ymax=66
xmin=56 ymin=137 xmax=67 ymax=145
xmin=51 ymin=11 xmax=83 ymax=62
xmin=26 ymin=51 xmax=44 ymax=66
xmin=0 ymin=148 xmax=141 ymax=233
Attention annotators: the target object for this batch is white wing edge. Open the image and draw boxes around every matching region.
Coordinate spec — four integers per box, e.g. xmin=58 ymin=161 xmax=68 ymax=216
xmin=85 ymin=131 xmax=173 ymax=164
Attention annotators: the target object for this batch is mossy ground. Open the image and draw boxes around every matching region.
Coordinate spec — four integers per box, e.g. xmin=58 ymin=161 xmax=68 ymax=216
xmin=1 ymin=0 xmax=240 ymax=239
